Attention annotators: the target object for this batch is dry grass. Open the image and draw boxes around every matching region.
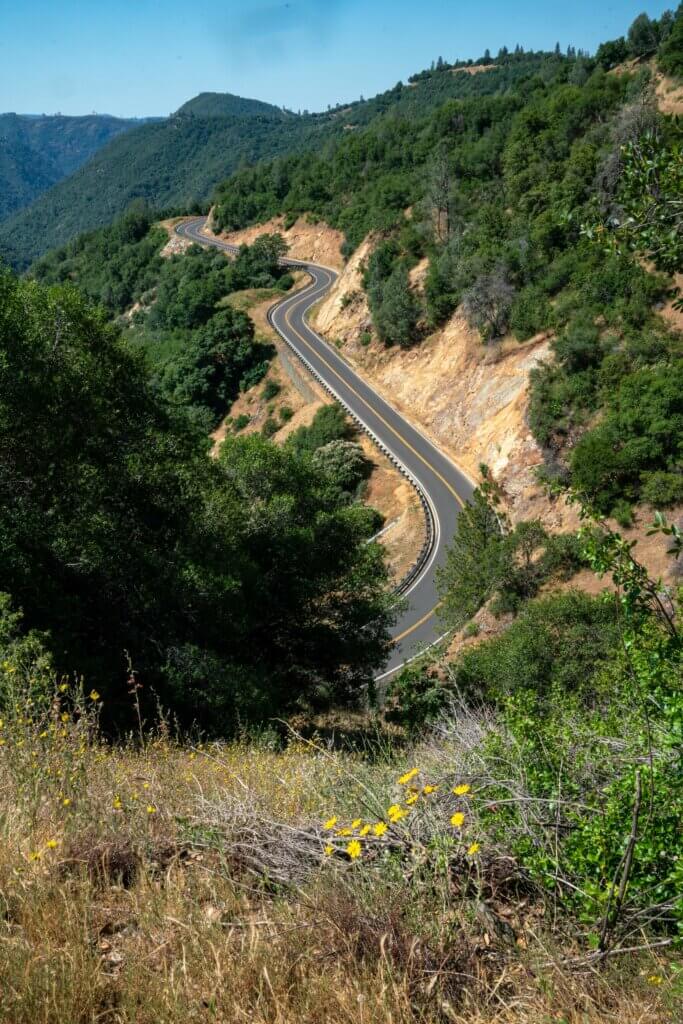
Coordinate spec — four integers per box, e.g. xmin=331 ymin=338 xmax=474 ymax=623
xmin=0 ymin=684 xmax=678 ymax=1023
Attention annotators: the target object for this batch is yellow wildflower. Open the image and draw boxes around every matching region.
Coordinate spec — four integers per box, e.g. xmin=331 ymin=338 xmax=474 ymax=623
xmin=336 ymin=827 xmax=353 ymax=836
xmin=61 ymin=712 xmax=69 ymax=723
xmin=346 ymin=840 xmax=362 ymax=860
xmin=467 ymin=842 xmax=480 ymax=857
xmin=351 ymin=818 xmax=363 ymax=830
xmin=324 ymin=844 xmax=334 ymax=856
xmin=46 ymin=839 xmax=58 ymax=849
xmin=323 ymin=816 xmax=337 ymax=830
xmin=112 ymin=796 xmax=123 ymax=810
xmin=387 ymin=803 xmax=402 ymax=818
xmin=647 ymin=975 xmax=663 ymax=985
xmin=422 ymin=784 xmax=438 ymax=794
xmin=389 ymin=807 xmax=408 ymax=823
xmin=453 ymin=784 xmax=471 ymax=796
xmin=450 ymin=812 xmax=465 ymax=828
xmin=62 ymin=797 xmax=71 ymax=807
xmin=397 ymin=768 xmax=419 ymax=785
xmin=59 ymin=683 xmax=68 ymax=692
xmin=39 ymin=730 xmax=48 ymax=739
xmin=373 ymin=821 xmax=388 ymax=837
xmin=406 ymin=793 xmax=418 ymax=806
xmin=146 ymin=805 xmax=156 ymax=814
xmin=29 ymin=851 xmax=41 ymax=861
xmin=359 ymin=824 xmax=371 ymax=836
xmin=89 ymin=689 xmax=100 ymax=702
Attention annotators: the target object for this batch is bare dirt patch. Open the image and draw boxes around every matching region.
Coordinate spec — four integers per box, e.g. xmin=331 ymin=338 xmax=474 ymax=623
xmin=204 ymin=212 xmax=345 ymax=272
xmin=451 ymin=63 xmax=496 ymax=76
xmin=655 ymin=71 xmax=683 ymax=115
xmin=358 ymin=435 xmax=425 ymax=585
xmin=315 ymin=265 xmax=554 ymax=527
xmin=158 ymin=217 xmax=196 ymax=257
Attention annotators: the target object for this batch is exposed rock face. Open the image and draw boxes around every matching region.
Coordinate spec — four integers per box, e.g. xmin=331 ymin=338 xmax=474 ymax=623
xmin=311 ymin=232 xmax=561 ymax=526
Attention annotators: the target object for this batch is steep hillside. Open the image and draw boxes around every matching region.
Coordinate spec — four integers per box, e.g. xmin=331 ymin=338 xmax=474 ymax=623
xmin=0 ymin=111 xmax=315 ymax=270
xmin=0 ymin=52 xmax=552 ymax=270
xmin=0 ymin=112 xmax=140 ymax=221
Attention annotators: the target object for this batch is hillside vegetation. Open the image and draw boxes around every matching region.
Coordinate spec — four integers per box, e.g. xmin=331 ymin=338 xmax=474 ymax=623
xmin=1 ymin=50 xmax=554 ymax=270
xmin=213 ymin=8 xmax=683 ymax=523
xmin=0 ymin=111 xmax=140 ymax=222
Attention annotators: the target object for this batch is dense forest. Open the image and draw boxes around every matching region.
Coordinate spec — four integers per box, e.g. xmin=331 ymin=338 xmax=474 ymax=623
xmin=0 ymin=50 xmax=558 ymax=270
xmin=0 ymin=111 xmax=141 ymax=222
xmin=0 ymin=255 xmax=392 ymax=731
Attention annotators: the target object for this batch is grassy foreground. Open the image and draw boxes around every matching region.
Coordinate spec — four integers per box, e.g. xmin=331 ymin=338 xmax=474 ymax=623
xmin=0 ymin=683 xmax=679 ymax=1024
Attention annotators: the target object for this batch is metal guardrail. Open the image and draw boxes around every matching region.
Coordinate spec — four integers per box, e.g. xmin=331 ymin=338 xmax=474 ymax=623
xmin=177 ymin=220 xmax=437 ymax=600
xmin=265 ymin=281 xmax=436 ymax=599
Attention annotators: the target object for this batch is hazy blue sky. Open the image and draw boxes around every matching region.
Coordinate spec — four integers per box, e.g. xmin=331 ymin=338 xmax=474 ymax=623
xmin=1 ymin=1 xmax=673 ymax=117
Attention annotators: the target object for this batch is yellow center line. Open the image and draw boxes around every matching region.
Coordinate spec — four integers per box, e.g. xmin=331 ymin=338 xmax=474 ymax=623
xmin=281 ymin=290 xmax=464 ymax=508
xmin=278 ymin=282 xmax=464 ymax=652
xmin=392 ymin=605 xmax=442 ymax=644
xmin=189 ymin=224 xmax=455 ymax=657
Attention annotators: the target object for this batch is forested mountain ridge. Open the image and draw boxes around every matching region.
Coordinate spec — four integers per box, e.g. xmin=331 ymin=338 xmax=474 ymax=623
xmin=0 ymin=111 xmax=142 ymax=222
xmin=0 ymin=49 xmax=556 ymax=270
xmin=211 ymin=9 xmax=683 ymax=527
xmin=174 ymin=92 xmax=289 ymax=118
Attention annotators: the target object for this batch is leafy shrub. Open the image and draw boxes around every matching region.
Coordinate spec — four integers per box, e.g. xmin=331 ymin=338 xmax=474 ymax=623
xmin=571 ymin=364 xmax=683 ymax=513
xmin=262 ymin=379 xmax=282 ymax=401
xmin=509 ymin=284 xmax=553 ymax=340
xmin=233 ymin=413 xmax=250 ymax=431
xmin=286 ymin=403 xmax=353 ymax=457
xmin=658 ymin=10 xmax=683 ymax=76
xmin=640 ymin=470 xmax=683 ymax=507
xmin=462 ymin=269 xmax=515 ymax=340
xmin=437 ymin=474 xmax=584 ymax=629
xmin=612 ymin=499 xmax=634 ymax=528
xmin=312 ymin=441 xmax=372 ymax=503
xmin=261 ymin=416 xmax=279 ymax=438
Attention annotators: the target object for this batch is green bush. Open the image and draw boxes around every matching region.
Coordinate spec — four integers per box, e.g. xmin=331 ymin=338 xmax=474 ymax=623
xmin=262 ymin=379 xmax=282 ymax=401
xmin=437 ymin=475 xmax=584 ymax=628
xmin=286 ymin=403 xmax=353 ymax=457
xmin=571 ymin=364 xmax=683 ymax=513
xmin=233 ymin=413 xmax=250 ymax=431
xmin=612 ymin=499 xmax=634 ymax=528
xmin=453 ymin=591 xmax=621 ymax=707
xmin=509 ymin=284 xmax=553 ymax=340
xmin=640 ymin=470 xmax=683 ymax=507
xmin=261 ymin=416 xmax=279 ymax=438
xmin=279 ymin=405 xmax=294 ymax=423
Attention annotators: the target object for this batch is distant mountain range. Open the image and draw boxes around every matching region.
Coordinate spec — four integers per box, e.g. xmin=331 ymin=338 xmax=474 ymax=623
xmin=0 ymin=57 xmax=550 ymax=270
xmin=0 ymin=112 xmax=148 ymax=222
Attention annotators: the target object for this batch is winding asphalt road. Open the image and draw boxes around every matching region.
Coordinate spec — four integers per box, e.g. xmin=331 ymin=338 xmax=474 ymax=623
xmin=176 ymin=217 xmax=475 ymax=678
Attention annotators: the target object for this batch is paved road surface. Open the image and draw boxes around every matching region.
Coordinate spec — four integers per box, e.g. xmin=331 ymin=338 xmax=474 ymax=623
xmin=176 ymin=218 xmax=475 ymax=678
